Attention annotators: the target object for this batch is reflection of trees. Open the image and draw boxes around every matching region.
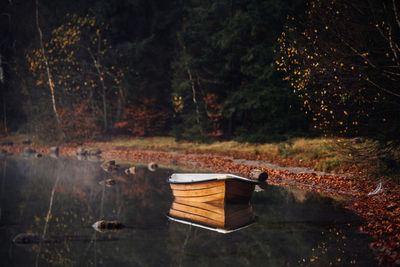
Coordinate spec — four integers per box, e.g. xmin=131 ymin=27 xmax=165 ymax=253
xmin=119 ymin=167 xmax=169 ymax=208
xmin=0 ymin=159 xmax=6 ymax=222
xmin=1 ymin=157 xmax=174 ymax=266
xmin=0 ymin=157 xmax=378 ymax=266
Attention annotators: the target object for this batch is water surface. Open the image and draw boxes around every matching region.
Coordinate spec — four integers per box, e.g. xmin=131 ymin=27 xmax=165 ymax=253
xmin=0 ymin=156 xmax=378 ymax=266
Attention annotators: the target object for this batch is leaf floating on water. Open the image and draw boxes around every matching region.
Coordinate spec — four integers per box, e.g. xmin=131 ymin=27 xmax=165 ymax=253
xmin=367 ymin=182 xmax=383 ymax=196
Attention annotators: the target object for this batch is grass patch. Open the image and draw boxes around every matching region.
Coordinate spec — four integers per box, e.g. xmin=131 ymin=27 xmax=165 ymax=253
xmin=3 ymin=134 xmax=399 ymax=177
xmin=108 ymin=136 xmax=279 ymax=155
xmin=278 ymin=138 xmax=336 ymax=160
xmin=315 ymin=157 xmax=344 ymax=172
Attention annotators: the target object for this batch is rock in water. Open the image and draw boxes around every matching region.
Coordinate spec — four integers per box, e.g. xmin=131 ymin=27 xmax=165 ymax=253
xmin=76 ymin=147 xmax=88 ymax=156
xmin=124 ymin=166 xmax=136 ymax=175
xmin=22 ymin=139 xmax=32 ymax=145
xmin=1 ymin=141 xmax=13 ymax=146
xmin=101 ymin=160 xmax=119 ymax=172
xmin=147 ymin=162 xmax=158 ymax=172
xmin=13 ymin=233 xmax=44 ymax=244
xmin=99 ymin=179 xmax=116 ymax=187
xmin=23 ymin=147 xmax=36 ymax=154
xmin=88 ymin=148 xmax=101 ymax=156
xmin=92 ymin=220 xmax=125 ymax=232
xmin=50 ymin=146 xmax=59 ymax=155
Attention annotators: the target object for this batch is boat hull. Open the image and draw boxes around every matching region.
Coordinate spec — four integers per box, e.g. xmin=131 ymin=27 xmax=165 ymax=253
xmin=169 ymin=179 xmax=255 ymax=203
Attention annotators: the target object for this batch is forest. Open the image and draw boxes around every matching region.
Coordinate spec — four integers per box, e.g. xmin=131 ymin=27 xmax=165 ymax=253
xmin=0 ymin=0 xmax=399 ymax=147
xmin=2 ymin=1 xmax=400 ymax=264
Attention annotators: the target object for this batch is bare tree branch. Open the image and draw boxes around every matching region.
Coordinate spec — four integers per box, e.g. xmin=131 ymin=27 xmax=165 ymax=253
xmin=365 ymin=77 xmax=400 ymax=98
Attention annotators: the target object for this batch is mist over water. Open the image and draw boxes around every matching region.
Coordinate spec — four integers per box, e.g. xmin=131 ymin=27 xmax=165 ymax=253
xmin=0 ymin=156 xmax=378 ymax=266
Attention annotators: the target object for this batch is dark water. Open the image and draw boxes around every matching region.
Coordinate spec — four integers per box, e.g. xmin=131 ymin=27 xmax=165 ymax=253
xmin=0 ymin=156 xmax=378 ymax=266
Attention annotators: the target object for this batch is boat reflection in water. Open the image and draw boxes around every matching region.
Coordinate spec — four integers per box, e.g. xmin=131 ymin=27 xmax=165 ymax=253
xmin=167 ymin=200 xmax=256 ymax=233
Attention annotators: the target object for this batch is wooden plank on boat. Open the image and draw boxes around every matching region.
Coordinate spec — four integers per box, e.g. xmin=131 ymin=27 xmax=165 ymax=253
xmin=171 ymin=184 xmax=225 ymax=197
xmin=169 ymin=180 xmax=224 ymax=190
xmin=173 ymin=200 xmax=225 ymax=214
xmin=226 ymin=179 xmax=255 ymax=201
xmin=174 ymin=192 xmax=225 ymax=203
xmin=168 ymin=173 xmax=258 ymax=203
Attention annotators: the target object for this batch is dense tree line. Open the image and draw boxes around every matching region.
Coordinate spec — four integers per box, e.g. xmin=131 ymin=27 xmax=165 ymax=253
xmin=1 ymin=0 xmax=398 ymax=145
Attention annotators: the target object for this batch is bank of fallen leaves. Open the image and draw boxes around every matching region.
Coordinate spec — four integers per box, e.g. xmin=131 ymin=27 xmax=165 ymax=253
xmin=1 ymin=144 xmax=399 ymax=265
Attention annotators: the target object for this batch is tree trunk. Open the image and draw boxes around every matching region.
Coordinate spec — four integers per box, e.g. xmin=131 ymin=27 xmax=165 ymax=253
xmin=0 ymin=55 xmax=6 ymax=133
xmin=88 ymin=41 xmax=108 ymax=133
xmin=3 ymin=97 xmax=7 ymax=134
xmin=187 ymin=68 xmax=200 ymax=125
xmin=35 ymin=0 xmax=61 ymax=127
xmin=116 ymin=87 xmax=125 ymax=123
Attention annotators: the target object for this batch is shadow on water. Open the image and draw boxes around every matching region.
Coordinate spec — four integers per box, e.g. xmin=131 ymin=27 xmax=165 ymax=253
xmin=0 ymin=156 xmax=378 ymax=266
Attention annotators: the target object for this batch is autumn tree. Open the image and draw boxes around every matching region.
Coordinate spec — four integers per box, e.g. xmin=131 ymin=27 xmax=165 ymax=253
xmin=113 ymin=98 xmax=169 ymax=136
xmin=277 ymin=0 xmax=400 ymax=142
xmin=26 ymin=13 xmax=126 ymax=139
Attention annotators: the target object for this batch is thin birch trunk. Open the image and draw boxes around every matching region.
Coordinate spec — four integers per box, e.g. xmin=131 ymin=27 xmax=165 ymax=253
xmin=187 ymin=68 xmax=200 ymax=125
xmin=88 ymin=47 xmax=108 ymax=132
xmin=3 ymin=97 xmax=6 ymax=134
xmin=35 ymin=0 xmax=61 ymax=127
xmin=0 ymin=55 xmax=6 ymax=133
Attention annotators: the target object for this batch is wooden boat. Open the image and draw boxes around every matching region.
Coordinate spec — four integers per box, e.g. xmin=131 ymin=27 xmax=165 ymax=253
xmin=167 ymin=173 xmax=258 ymax=203
xmin=167 ymin=200 xmax=255 ymax=233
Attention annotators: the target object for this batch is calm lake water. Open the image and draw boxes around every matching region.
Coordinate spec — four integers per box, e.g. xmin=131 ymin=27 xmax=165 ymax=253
xmin=0 ymin=156 xmax=378 ymax=266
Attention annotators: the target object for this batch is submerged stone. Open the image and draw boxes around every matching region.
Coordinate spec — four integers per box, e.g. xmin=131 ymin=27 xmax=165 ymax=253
xmin=50 ymin=146 xmax=59 ymax=155
xmin=13 ymin=233 xmax=44 ymax=244
xmin=22 ymin=139 xmax=32 ymax=145
xmin=92 ymin=220 xmax=125 ymax=232
xmin=1 ymin=141 xmax=13 ymax=146
xmin=23 ymin=147 xmax=36 ymax=154
xmin=124 ymin=166 xmax=136 ymax=175
xmin=76 ymin=147 xmax=88 ymax=156
xmin=99 ymin=178 xmax=116 ymax=187
xmin=147 ymin=162 xmax=158 ymax=172
xmin=88 ymin=148 xmax=101 ymax=155
xmin=101 ymin=160 xmax=119 ymax=172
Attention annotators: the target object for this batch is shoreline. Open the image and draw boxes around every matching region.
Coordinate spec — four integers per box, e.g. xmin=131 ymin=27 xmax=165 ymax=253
xmin=1 ymin=143 xmax=399 ymax=265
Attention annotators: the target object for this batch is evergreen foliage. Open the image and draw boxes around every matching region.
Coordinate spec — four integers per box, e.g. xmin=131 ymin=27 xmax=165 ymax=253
xmin=172 ymin=0 xmax=310 ymax=142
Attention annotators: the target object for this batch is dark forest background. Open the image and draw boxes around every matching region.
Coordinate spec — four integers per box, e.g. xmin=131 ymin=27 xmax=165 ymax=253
xmin=0 ymin=0 xmax=399 ymax=146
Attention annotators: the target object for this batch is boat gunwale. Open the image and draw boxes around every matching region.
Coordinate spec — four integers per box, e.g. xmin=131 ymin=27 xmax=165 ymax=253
xmin=167 ymin=173 xmax=259 ymax=185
